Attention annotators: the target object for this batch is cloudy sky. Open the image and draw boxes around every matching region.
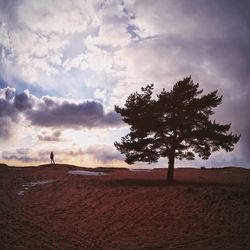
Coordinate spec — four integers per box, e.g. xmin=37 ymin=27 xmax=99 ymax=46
xmin=0 ymin=0 xmax=249 ymax=168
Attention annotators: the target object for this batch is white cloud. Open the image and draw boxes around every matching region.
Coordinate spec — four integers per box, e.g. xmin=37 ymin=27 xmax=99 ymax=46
xmin=0 ymin=22 xmax=12 ymax=49
xmin=10 ymin=29 xmax=69 ymax=83
xmin=86 ymin=23 xmax=132 ymax=48
xmin=94 ymin=88 xmax=107 ymax=102
xmin=17 ymin=0 xmax=93 ymax=35
xmin=0 ymin=0 xmax=135 ymax=89
xmin=64 ymin=45 xmax=115 ymax=74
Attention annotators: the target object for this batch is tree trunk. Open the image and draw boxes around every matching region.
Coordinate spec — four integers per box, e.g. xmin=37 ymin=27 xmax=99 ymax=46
xmin=167 ymin=130 xmax=177 ymax=182
xmin=167 ymin=151 xmax=175 ymax=182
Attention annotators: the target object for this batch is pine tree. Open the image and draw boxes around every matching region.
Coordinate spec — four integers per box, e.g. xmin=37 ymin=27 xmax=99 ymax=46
xmin=114 ymin=77 xmax=240 ymax=181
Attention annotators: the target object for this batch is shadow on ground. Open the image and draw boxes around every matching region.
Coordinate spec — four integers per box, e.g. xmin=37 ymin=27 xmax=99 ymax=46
xmin=103 ymin=178 xmax=247 ymax=188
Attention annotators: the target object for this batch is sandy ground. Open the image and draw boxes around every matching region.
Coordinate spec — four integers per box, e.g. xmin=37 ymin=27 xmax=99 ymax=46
xmin=0 ymin=164 xmax=250 ymax=250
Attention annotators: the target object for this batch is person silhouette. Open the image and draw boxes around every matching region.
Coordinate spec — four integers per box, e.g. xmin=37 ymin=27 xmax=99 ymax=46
xmin=50 ymin=151 xmax=55 ymax=164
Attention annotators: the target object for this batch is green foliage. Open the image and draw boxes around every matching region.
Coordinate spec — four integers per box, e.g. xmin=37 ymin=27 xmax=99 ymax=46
xmin=114 ymin=76 xmax=240 ymax=166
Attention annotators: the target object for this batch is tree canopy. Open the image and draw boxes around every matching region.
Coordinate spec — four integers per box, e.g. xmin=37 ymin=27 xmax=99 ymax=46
xmin=114 ymin=77 xmax=240 ymax=181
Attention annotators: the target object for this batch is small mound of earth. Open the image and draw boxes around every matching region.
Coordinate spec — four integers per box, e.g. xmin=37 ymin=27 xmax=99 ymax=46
xmin=68 ymin=170 xmax=106 ymax=176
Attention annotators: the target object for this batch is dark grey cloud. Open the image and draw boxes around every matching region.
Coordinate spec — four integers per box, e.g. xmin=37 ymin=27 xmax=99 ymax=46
xmin=37 ymin=130 xmax=62 ymax=141
xmin=0 ymin=88 xmax=19 ymax=139
xmin=191 ymin=0 xmax=250 ymax=164
xmin=0 ymin=0 xmax=19 ymax=23
xmin=215 ymin=91 xmax=250 ymax=164
xmin=0 ymin=118 xmax=14 ymax=139
xmin=0 ymin=87 xmax=123 ymax=139
xmin=131 ymin=0 xmax=250 ymax=91
xmin=4 ymin=87 xmax=15 ymax=100
xmin=0 ymin=87 xmax=36 ymax=139
xmin=26 ymin=96 xmax=123 ymax=129
xmin=182 ymin=0 xmax=250 ymax=164
xmin=14 ymin=91 xmax=34 ymax=111
xmin=0 ymin=98 xmax=18 ymax=119
xmin=128 ymin=0 xmax=250 ymax=166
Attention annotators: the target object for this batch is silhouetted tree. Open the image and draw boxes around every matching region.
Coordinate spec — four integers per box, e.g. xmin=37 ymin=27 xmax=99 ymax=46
xmin=114 ymin=77 xmax=240 ymax=182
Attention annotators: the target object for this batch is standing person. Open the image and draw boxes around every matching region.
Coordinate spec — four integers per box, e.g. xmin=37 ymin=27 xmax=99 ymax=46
xmin=50 ymin=151 xmax=55 ymax=164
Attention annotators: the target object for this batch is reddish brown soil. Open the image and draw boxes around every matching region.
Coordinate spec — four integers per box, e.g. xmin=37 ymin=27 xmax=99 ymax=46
xmin=0 ymin=164 xmax=250 ymax=249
